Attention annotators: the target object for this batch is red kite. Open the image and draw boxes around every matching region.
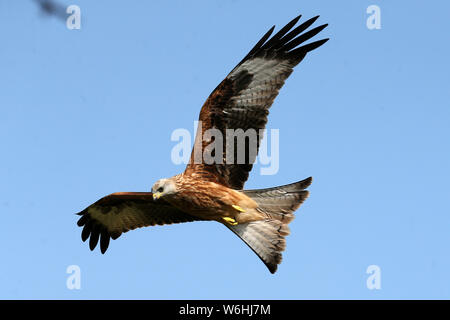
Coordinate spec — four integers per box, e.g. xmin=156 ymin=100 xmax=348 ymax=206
xmin=76 ymin=14 xmax=328 ymax=273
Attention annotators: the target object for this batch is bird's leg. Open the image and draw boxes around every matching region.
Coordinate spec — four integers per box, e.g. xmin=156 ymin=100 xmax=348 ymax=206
xmin=221 ymin=204 xmax=247 ymax=225
xmin=222 ymin=217 xmax=238 ymax=226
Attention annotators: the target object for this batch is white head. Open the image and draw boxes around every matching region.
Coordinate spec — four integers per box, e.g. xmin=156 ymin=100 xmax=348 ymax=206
xmin=151 ymin=178 xmax=177 ymax=200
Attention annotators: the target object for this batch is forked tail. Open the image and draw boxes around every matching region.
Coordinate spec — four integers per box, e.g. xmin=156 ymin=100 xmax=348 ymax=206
xmin=226 ymin=177 xmax=312 ymax=273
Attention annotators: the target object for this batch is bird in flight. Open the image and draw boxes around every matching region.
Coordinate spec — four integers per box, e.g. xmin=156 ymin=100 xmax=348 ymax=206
xmin=76 ymin=14 xmax=328 ymax=273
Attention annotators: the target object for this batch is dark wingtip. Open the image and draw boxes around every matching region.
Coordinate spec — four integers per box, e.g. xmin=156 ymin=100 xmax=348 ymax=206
xmin=302 ymin=176 xmax=313 ymax=189
xmin=89 ymin=228 xmax=100 ymax=251
xmin=301 ymin=38 xmax=330 ymax=53
xmin=77 ymin=214 xmax=88 ymax=227
xmin=287 ymin=14 xmax=302 ymax=29
xmin=261 ymin=15 xmax=303 ymax=51
xmin=308 ymin=15 xmax=320 ymax=26
xmin=81 ymin=223 xmax=90 ymax=242
xmin=100 ymin=231 xmax=110 ymax=254
xmin=268 ymin=264 xmax=278 ymax=274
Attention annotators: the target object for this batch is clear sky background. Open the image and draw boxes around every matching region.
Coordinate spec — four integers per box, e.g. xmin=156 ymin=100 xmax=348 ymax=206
xmin=0 ymin=0 xmax=449 ymax=299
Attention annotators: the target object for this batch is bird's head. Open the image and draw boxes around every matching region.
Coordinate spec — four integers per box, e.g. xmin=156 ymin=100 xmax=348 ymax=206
xmin=151 ymin=178 xmax=177 ymax=201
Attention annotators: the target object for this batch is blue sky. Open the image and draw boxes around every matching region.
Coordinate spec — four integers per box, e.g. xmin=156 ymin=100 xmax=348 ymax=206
xmin=0 ymin=1 xmax=449 ymax=299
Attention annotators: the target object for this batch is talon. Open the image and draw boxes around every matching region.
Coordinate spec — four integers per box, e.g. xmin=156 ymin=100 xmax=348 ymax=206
xmin=232 ymin=205 xmax=245 ymax=213
xmin=222 ymin=217 xmax=238 ymax=225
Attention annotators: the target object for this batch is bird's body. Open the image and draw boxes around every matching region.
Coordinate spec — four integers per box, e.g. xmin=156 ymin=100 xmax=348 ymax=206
xmin=76 ymin=14 xmax=328 ymax=273
xmin=160 ymin=174 xmax=261 ymax=223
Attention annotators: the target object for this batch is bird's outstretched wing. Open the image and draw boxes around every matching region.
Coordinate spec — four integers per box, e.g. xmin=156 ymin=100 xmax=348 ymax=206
xmin=76 ymin=192 xmax=200 ymax=253
xmin=185 ymin=15 xmax=328 ymax=189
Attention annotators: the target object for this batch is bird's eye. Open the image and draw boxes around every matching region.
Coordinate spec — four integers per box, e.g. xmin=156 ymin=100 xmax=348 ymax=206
xmin=157 ymin=187 xmax=164 ymax=193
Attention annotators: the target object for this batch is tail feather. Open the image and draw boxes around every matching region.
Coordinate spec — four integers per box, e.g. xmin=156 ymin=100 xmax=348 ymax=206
xmin=227 ymin=177 xmax=312 ymax=273
xmin=244 ymin=176 xmax=312 ymax=223
xmin=226 ymin=219 xmax=288 ymax=273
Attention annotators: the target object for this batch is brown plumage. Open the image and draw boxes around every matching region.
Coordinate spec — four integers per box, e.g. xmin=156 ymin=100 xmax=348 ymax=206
xmin=76 ymin=14 xmax=328 ymax=273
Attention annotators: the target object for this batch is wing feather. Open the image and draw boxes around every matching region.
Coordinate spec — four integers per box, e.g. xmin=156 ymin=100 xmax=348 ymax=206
xmin=76 ymin=192 xmax=200 ymax=253
xmin=185 ymin=15 xmax=329 ymax=189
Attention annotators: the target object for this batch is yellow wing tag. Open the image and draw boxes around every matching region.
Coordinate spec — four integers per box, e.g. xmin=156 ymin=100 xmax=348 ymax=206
xmin=232 ymin=205 xmax=245 ymax=213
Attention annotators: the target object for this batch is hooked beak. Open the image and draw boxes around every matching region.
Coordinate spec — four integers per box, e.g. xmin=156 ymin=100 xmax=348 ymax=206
xmin=153 ymin=192 xmax=161 ymax=200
